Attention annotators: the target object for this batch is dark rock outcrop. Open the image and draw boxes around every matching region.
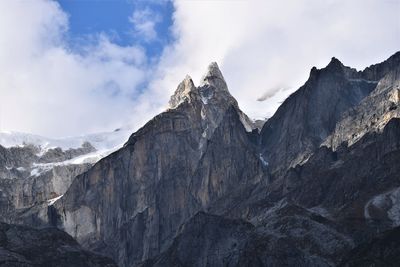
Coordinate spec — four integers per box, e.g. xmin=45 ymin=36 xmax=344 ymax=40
xmin=340 ymin=226 xmax=400 ymax=267
xmin=142 ymin=203 xmax=353 ymax=267
xmin=260 ymin=53 xmax=400 ymax=174
xmin=325 ymin=64 xmax=400 ymax=149
xmin=0 ymin=222 xmax=116 ymax=267
xmin=262 ymin=118 xmax=400 ymax=245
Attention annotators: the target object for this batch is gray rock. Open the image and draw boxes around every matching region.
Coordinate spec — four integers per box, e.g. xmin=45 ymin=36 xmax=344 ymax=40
xmin=0 ymin=142 xmax=95 ymax=226
xmin=0 ymin=222 xmax=117 ymax=267
xmin=259 ymin=53 xmax=399 ymax=175
xmin=325 ymin=64 xmax=400 ymax=149
xmin=340 ymin=226 xmax=400 ymax=267
xmin=141 ymin=203 xmax=353 ymax=267
xmin=51 ymin=63 xmax=265 ymax=267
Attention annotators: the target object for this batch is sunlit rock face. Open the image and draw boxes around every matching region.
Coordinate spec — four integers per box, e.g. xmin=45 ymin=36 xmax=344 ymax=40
xmin=52 ymin=62 xmax=265 ymax=266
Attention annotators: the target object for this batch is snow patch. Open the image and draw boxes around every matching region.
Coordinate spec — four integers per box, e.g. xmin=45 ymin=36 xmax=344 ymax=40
xmin=31 ymin=148 xmax=116 ymax=169
xmin=30 ymin=166 xmax=51 ymax=177
xmin=47 ymin=194 xmax=63 ymax=206
xmin=308 ymin=206 xmax=330 ymax=218
xmin=67 ymin=148 xmax=117 ymax=165
xmin=30 ymin=168 xmax=41 ymax=177
xmin=16 ymin=167 xmax=26 ymax=172
xmin=201 ymin=95 xmax=211 ymax=105
xmin=201 ymin=107 xmax=206 ymax=119
xmin=259 ymin=153 xmax=268 ymax=166
xmin=348 ymin=78 xmax=378 ymax=84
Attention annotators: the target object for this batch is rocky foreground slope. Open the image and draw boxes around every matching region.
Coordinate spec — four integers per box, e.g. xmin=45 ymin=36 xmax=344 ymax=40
xmin=0 ymin=222 xmax=116 ymax=266
xmin=1 ymin=52 xmax=400 ymax=266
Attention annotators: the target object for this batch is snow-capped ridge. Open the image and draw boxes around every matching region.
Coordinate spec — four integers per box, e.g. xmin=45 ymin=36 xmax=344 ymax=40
xmin=0 ymin=128 xmax=132 ymax=153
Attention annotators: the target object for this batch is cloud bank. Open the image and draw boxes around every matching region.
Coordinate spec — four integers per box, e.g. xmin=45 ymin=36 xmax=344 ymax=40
xmin=0 ymin=0 xmax=399 ymax=137
xmin=149 ymin=0 xmax=400 ymax=120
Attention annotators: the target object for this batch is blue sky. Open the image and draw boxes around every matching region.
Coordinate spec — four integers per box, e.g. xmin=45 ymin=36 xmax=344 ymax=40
xmin=0 ymin=0 xmax=399 ymax=137
xmin=57 ymin=0 xmax=174 ymax=59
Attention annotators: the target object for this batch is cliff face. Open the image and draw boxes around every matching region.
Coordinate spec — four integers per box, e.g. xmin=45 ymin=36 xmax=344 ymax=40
xmin=144 ymin=115 xmax=400 ymax=267
xmin=259 ymin=53 xmax=400 ymax=174
xmin=52 ymin=63 xmax=265 ymax=267
xmin=267 ymin=118 xmax=400 ymax=233
xmin=325 ymin=64 xmax=400 ymax=149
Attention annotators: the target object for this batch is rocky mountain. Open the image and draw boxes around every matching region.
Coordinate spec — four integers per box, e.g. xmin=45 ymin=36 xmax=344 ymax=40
xmin=1 ymin=52 xmax=399 ymax=266
xmin=50 ymin=63 xmax=266 ymax=266
xmin=0 ymin=129 xmax=131 ymax=225
xmin=259 ymin=53 xmax=399 ymax=175
xmin=0 ymin=142 xmax=93 ymax=226
xmin=324 ymin=54 xmax=400 ymax=149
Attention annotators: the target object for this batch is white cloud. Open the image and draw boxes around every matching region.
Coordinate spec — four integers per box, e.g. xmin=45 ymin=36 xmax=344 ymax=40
xmin=0 ymin=0 xmax=399 ymax=138
xmin=146 ymin=0 xmax=400 ymax=120
xmin=129 ymin=8 xmax=162 ymax=42
xmin=0 ymin=0 xmax=149 ymax=137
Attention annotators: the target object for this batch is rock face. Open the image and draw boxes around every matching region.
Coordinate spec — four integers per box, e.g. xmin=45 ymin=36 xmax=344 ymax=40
xmin=0 ymin=143 xmax=94 ymax=225
xmin=260 ymin=53 xmax=399 ymax=174
xmin=1 ymin=52 xmax=400 ymax=266
xmin=264 ymin=118 xmax=400 ymax=241
xmin=325 ymin=62 xmax=400 ymax=149
xmin=52 ymin=62 xmax=265 ymax=266
xmin=142 ymin=204 xmax=353 ymax=267
xmin=340 ymin=226 xmax=400 ymax=267
xmin=0 ymin=128 xmax=132 ymax=226
xmin=0 ymin=222 xmax=117 ymax=267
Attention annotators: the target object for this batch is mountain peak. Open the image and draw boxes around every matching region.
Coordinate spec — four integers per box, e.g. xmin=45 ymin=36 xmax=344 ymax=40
xmin=330 ymin=56 xmax=342 ymax=63
xmin=200 ymin=62 xmax=228 ymax=91
xmin=168 ymin=75 xmax=196 ymax=109
xmin=326 ymin=56 xmax=344 ymax=70
xmin=168 ymin=63 xmax=235 ymax=110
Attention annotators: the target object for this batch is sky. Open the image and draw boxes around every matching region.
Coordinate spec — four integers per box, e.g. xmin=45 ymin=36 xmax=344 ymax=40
xmin=0 ymin=0 xmax=399 ymax=137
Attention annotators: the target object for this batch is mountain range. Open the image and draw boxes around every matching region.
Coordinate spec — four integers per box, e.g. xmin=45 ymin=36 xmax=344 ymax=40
xmin=0 ymin=51 xmax=399 ymax=267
